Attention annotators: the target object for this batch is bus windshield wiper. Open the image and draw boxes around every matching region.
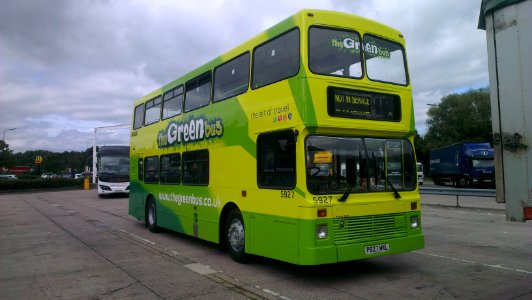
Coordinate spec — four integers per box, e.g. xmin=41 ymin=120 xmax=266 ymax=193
xmin=377 ymin=167 xmax=401 ymax=199
xmin=339 ymin=168 xmax=402 ymax=202
xmin=338 ymin=180 xmax=355 ymax=202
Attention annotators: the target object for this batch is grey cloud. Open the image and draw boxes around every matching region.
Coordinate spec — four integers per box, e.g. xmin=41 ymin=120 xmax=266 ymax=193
xmin=0 ymin=0 xmax=488 ymax=152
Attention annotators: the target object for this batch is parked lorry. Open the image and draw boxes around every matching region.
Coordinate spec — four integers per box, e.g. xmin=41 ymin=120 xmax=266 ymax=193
xmin=430 ymin=142 xmax=495 ymax=188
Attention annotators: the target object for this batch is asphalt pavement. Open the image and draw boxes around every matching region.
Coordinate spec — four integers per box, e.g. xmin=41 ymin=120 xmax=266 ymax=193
xmin=0 ymin=188 xmax=512 ymax=299
xmin=0 ymin=192 xmax=259 ymax=299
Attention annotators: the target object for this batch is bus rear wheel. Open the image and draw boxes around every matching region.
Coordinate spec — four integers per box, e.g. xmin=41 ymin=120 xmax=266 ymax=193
xmin=225 ymin=209 xmax=249 ymax=263
xmin=146 ymin=198 xmax=158 ymax=233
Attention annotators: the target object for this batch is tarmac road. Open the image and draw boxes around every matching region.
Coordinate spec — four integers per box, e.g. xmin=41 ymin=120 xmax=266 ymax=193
xmin=1 ymin=190 xmax=531 ymax=299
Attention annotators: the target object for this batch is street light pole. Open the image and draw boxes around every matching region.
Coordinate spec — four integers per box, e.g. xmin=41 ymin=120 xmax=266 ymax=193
xmin=93 ymin=129 xmax=97 ymax=184
xmin=2 ymin=128 xmax=16 ymax=141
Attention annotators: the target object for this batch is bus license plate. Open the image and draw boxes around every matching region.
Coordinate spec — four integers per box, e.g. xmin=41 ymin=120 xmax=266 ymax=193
xmin=365 ymin=244 xmax=390 ymax=255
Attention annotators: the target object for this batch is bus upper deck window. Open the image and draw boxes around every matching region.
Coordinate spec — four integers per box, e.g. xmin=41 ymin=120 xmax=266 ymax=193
xmin=252 ymin=28 xmax=300 ymax=89
xmin=133 ymin=104 xmax=145 ymax=129
xmin=145 ymin=96 xmax=162 ymax=125
xmin=309 ymin=26 xmax=363 ymax=79
xmin=364 ymin=35 xmax=408 ymax=85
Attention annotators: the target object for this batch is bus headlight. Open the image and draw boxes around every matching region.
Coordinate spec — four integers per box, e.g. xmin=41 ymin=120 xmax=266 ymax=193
xmin=99 ymin=185 xmax=111 ymax=191
xmin=316 ymin=225 xmax=328 ymax=240
xmin=410 ymin=216 xmax=419 ymax=229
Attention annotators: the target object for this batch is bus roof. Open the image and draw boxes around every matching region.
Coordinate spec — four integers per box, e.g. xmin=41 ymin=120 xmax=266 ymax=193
xmin=133 ymin=9 xmax=405 ymax=106
xmin=97 ymin=145 xmax=130 ymax=156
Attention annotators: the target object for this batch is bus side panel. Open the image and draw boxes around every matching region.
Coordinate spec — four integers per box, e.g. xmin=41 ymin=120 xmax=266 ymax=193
xmin=128 ymin=180 xmax=145 ymax=221
xmin=153 ymin=185 xmax=220 ymax=243
xmin=195 ymin=193 xmax=222 ymax=243
xmin=158 ymin=205 xmax=192 ymax=235
xmin=198 ymin=218 xmax=219 ymax=243
xmin=247 ymin=212 xmax=299 ymax=264
xmin=156 ymin=188 xmax=194 ymax=236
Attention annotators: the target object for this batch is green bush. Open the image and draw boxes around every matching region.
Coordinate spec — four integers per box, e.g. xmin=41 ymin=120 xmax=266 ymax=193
xmin=0 ymin=178 xmax=85 ymax=191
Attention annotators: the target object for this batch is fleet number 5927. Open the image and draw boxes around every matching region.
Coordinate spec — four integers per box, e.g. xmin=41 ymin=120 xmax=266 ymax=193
xmin=313 ymin=196 xmax=332 ymax=204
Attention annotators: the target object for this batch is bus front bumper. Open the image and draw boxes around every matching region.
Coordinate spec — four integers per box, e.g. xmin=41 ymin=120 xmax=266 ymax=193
xmin=298 ymin=234 xmax=425 ymax=265
xmin=98 ymin=183 xmax=130 ymax=195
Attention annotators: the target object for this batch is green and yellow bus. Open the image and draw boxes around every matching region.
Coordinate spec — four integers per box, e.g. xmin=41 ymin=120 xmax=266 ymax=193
xmin=129 ymin=9 xmax=424 ymax=265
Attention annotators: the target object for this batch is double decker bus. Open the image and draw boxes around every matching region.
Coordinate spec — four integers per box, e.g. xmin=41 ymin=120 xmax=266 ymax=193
xmin=97 ymin=145 xmax=130 ymax=197
xmin=129 ymin=9 xmax=423 ymax=265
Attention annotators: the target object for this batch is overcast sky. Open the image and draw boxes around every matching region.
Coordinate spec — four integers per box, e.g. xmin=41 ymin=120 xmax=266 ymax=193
xmin=1 ymin=0 xmax=488 ymax=153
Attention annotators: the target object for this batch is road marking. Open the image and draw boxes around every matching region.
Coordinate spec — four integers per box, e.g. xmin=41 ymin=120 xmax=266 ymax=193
xmin=414 ymin=251 xmax=532 ymax=274
xmin=255 ymin=286 xmax=292 ymax=300
xmin=185 ymin=263 xmax=218 ymax=275
xmin=422 ymin=205 xmax=505 ymax=217
xmin=118 ymin=229 xmax=156 ymax=245
xmin=14 ymin=231 xmax=52 ymax=237
xmin=115 ymin=228 xmax=291 ymax=299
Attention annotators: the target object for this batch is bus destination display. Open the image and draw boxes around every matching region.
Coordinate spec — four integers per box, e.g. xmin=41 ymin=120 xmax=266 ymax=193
xmin=327 ymin=87 xmax=401 ymax=121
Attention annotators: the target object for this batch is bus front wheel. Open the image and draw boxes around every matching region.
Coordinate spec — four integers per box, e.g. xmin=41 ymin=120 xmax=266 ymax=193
xmin=146 ymin=198 xmax=158 ymax=233
xmin=225 ymin=209 xmax=249 ymax=263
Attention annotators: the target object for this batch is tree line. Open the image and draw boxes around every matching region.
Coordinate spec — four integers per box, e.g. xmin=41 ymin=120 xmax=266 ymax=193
xmin=415 ymin=87 xmax=492 ymax=167
xmin=1 ymin=143 xmax=94 ymax=177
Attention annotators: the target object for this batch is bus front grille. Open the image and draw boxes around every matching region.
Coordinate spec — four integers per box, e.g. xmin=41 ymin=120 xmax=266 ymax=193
xmin=333 ymin=213 xmax=408 ymax=244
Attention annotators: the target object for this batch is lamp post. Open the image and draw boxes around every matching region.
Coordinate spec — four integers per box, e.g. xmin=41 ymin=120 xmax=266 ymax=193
xmin=2 ymin=128 xmax=16 ymax=141
xmin=1 ymin=128 xmax=16 ymax=170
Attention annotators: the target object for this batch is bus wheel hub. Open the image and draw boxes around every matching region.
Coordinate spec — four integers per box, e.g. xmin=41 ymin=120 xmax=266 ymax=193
xmin=228 ymin=219 xmax=244 ymax=251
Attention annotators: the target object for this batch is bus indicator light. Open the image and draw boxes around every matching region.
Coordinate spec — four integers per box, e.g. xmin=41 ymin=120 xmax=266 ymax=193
xmin=411 ymin=202 xmax=417 ymax=210
xmin=317 ymin=209 xmax=327 ymax=217
xmin=242 ymin=190 xmax=247 ymax=197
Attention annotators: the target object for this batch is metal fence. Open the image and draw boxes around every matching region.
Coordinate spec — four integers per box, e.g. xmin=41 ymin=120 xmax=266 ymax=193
xmin=419 ymin=187 xmax=496 ymax=207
